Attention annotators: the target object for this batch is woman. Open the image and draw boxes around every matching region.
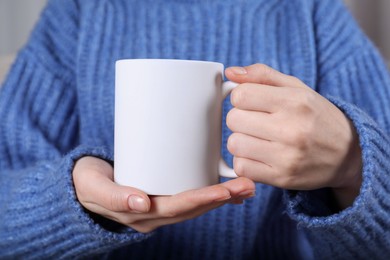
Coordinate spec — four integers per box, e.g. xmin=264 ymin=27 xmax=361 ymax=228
xmin=1 ymin=0 xmax=389 ymax=259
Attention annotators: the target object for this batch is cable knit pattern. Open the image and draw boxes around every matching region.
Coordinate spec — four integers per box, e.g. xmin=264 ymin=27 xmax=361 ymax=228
xmin=1 ymin=0 xmax=389 ymax=259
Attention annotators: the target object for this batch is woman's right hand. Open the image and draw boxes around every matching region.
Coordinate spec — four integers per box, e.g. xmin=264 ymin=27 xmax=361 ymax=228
xmin=72 ymin=156 xmax=256 ymax=233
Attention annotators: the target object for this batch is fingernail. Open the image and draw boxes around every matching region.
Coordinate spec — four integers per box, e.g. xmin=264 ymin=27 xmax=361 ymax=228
xmin=214 ymin=193 xmax=232 ymax=202
xmin=128 ymin=195 xmax=148 ymax=213
xmin=237 ymin=190 xmax=256 ymax=198
xmin=214 ymin=194 xmax=232 ymax=202
xmin=229 ymin=66 xmax=247 ymax=75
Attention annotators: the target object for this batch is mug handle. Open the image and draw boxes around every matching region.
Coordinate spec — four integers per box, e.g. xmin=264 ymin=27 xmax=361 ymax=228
xmin=219 ymin=81 xmax=239 ymax=178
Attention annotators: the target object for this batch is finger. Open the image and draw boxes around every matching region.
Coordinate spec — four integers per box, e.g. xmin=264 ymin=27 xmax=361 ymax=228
xmin=100 ymin=183 xmax=235 ymax=227
xmin=85 ymin=196 xmax=225 ymax=233
xmin=150 ymin=184 xmax=232 ymax=218
xmin=225 ymin=63 xmax=303 ymax=88
xmin=226 ymin=108 xmax=279 ymax=141
xmin=228 ymin=133 xmax=282 ymax=166
xmin=91 ymin=173 xmax=151 ymax=213
xmin=89 ymin=178 xmax=256 ymax=233
xmin=217 ymin=177 xmax=256 ymax=197
xmin=230 ymin=83 xmax=286 ymax=113
xmin=148 ymin=177 xmax=254 ymax=219
xmin=130 ymin=177 xmax=255 ymax=221
xmin=148 ymin=176 xmax=255 ymax=218
xmin=132 ymin=177 xmax=256 ymax=232
xmin=233 ymin=157 xmax=277 ymax=185
xmin=84 ymin=190 xmax=229 ymax=232
xmin=132 ymin=179 xmax=257 ymax=232
xmin=131 ymin=200 xmax=228 ymax=233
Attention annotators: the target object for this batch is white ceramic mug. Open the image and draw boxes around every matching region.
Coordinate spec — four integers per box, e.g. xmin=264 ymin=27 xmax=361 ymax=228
xmin=115 ymin=59 xmax=237 ymax=195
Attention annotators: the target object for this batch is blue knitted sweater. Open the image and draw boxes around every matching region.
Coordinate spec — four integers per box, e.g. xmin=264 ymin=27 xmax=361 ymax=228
xmin=1 ymin=0 xmax=390 ymax=259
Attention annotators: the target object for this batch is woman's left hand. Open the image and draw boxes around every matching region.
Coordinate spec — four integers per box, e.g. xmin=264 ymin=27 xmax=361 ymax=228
xmin=225 ymin=64 xmax=362 ymax=209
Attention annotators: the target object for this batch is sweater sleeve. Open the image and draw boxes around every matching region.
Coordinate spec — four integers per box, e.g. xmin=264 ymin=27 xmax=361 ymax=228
xmin=0 ymin=1 xmax=150 ymax=259
xmin=286 ymin=0 xmax=390 ymax=258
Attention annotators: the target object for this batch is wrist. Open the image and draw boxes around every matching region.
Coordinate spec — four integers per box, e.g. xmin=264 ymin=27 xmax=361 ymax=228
xmin=331 ymin=122 xmax=363 ymax=209
xmin=331 ymin=172 xmax=362 ymax=210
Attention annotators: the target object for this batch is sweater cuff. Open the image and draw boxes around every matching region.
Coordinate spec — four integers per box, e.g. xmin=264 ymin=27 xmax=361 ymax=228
xmin=61 ymin=145 xmax=152 ymax=257
xmin=285 ymin=96 xmax=390 ymax=257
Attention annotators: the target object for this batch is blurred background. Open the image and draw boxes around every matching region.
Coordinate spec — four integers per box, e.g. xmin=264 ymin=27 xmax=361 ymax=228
xmin=0 ymin=0 xmax=47 ymax=56
xmin=0 ymin=0 xmax=390 ymax=81
xmin=344 ymin=0 xmax=390 ymax=63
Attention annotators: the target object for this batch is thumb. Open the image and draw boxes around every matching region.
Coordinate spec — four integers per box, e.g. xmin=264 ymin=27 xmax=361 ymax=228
xmin=225 ymin=63 xmax=302 ymax=88
xmin=104 ymin=182 xmax=151 ymax=213
xmin=73 ymin=156 xmax=151 ymax=213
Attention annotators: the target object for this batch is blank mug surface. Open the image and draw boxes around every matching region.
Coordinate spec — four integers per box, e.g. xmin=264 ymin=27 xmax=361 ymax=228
xmin=115 ymin=59 xmax=226 ymax=195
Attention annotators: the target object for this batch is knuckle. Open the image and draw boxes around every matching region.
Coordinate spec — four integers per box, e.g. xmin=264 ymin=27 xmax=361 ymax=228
xmin=227 ymin=133 xmax=241 ymax=155
xmin=230 ymin=85 xmax=249 ymax=107
xmin=282 ymin=122 xmax=311 ymax=150
xmin=287 ymin=129 xmax=308 ymax=149
xmin=230 ymin=87 xmax=243 ymax=107
xmin=254 ymin=63 xmax=269 ymax=72
xmin=302 ymin=91 xmax=316 ymax=107
xmin=226 ymin=108 xmax=240 ymax=131
xmin=233 ymin=177 xmax=255 ymax=191
xmin=288 ymin=75 xmax=304 ymax=86
xmin=255 ymin=63 xmax=273 ymax=80
xmin=275 ymin=123 xmax=311 ymax=148
xmin=294 ymin=89 xmax=316 ymax=114
xmin=233 ymin=157 xmax=247 ymax=177
xmin=110 ymin=192 xmax=128 ymax=212
xmin=282 ymin=151 xmax=304 ymax=177
xmin=285 ymin=160 xmax=301 ymax=177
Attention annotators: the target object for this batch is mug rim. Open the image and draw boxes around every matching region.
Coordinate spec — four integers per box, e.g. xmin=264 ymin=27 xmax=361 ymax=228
xmin=116 ymin=58 xmax=223 ymax=66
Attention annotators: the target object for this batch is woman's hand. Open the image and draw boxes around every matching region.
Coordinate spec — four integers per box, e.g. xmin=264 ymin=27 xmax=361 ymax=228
xmin=72 ymin=156 xmax=255 ymax=233
xmin=225 ymin=64 xmax=362 ymax=209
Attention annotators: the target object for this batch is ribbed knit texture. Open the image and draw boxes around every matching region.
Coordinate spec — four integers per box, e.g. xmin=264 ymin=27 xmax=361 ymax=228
xmin=1 ymin=0 xmax=390 ymax=259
